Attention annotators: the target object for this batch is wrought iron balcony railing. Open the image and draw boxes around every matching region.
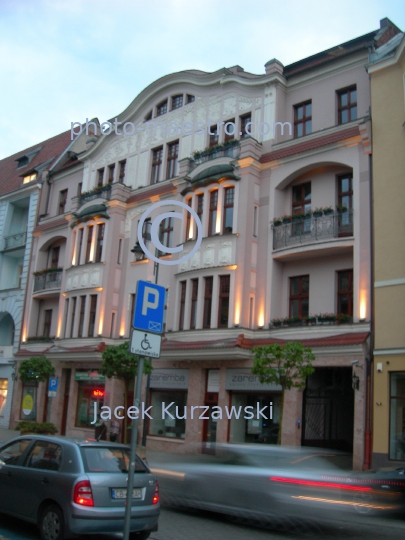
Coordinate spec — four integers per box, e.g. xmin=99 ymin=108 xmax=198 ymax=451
xmin=191 ymin=143 xmax=240 ymax=167
xmin=3 ymin=231 xmax=27 ymax=250
xmin=77 ymin=185 xmax=112 ymax=209
xmin=33 ymin=270 xmax=63 ymax=292
xmin=273 ymin=210 xmax=353 ymax=250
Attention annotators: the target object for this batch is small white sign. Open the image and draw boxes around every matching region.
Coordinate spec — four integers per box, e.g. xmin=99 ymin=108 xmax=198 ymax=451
xmin=130 ymin=329 xmax=162 ymax=359
xmin=48 ymin=391 xmax=57 ymax=398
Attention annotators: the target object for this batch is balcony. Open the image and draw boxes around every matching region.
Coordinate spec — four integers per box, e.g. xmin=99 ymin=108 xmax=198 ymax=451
xmin=2 ymin=231 xmax=27 ymax=251
xmin=273 ymin=211 xmax=353 ymax=251
xmin=77 ymin=184 xmax=111 ymax=209
xmin=191 ymin=141 xmax=240 ymax=168
xmin=33 ymin=269 xmax=63 ymax=293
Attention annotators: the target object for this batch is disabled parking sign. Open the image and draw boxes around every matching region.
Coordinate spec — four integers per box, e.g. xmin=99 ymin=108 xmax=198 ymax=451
xmin=133 ymin=280 xmax=165 ymax=334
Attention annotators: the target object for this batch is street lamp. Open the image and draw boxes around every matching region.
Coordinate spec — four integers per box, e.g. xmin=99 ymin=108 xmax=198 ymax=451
xmin=131 ymin=241 xmax=145 ymax=261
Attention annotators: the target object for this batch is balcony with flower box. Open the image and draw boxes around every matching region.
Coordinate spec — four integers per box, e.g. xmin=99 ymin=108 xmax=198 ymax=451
xmin=270 ymin=313 xmax=352 ymax=329
xmin=33 ymin=268 xmax=63 ymax=297
xmin=190 ymin=140 xmax=240 ymax=169
xmin=272 ymin=207 xmax=354 ymax=260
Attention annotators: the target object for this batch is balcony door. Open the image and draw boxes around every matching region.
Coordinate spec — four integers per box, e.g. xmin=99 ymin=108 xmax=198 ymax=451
xmin=292 ymin=182 xmax=311 ymax=234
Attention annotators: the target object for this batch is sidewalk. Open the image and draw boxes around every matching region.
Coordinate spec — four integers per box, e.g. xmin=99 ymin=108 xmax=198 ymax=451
xmin=0 ymin=427 xmax=19 ymax=443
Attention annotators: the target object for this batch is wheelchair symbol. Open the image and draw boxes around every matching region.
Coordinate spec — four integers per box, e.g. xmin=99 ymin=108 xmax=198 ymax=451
xmin=141 ymin=334 xmax=152 ymax=351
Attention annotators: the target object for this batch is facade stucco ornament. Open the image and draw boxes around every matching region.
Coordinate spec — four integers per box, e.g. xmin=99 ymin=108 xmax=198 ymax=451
xmin=223 ymin=93 xmax=237 ymax=117
xmin=179 ymin=250 xmax=190 ymax=272
xmin=190 ymin=250 xmax=200 ymax=269
xmin=255 ymin=97 xmax=262 ymax=106
xmin=218 ymin=242 xmax=232 ymax=265
xmin=196 ymin=99 xmax=207 ymax=123
xmin=203 ymin=243 xmax=215 ymax=267
xmin=209 ymin=96 xmax=221 ymax=121
xmin=239 ymin=96 xmax=253 ymax=111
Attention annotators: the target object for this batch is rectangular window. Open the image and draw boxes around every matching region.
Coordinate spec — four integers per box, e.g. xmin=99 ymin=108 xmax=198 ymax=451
xmin=97 ymin=169 xmax=104 ymax=187
xmin=43 ymin=309 xmax=52 ymax=338
xmin=292 ymin=182 xmax=311 ymax=235
xmin=190 ymin=279 xmax=198 ymax=329
xmin=70 ymin=297 xmax=77 ymax=338
xmin=117 ymin=238 xmax=122 ymax=264
xmin=78 ymin=296 xmax=86 ymax=338
xmin=159 ymin=217 xmax=173 ymax=249
xmin=179 ymin=281 xmax=186 ymax=331
xmin=58 ymin=189 xmax=68 ymax=215
xmin=142 ymin=219 xmax=151 ymax=246
xmin=49 ymin=246 xmax=60 ymax=268
xmin=186 ymin=94 xmax=195 ymax=104
xmin=338 ymin=86 xmax=357 ymax=124
xmin=88 ymin=295 xmax=97 ymax=337
xmin=95 ymin=224 xmax=105 ymax=263
xmin=390 ymin=373 xmax=405 ymax=460
xmin=0 ymin=379 xmax=8 ymax=417
xmin=64 ymin=299 xmax=69 ymax=338
xmin=108 ymin=165 xmax=115 ymax=184
xmin=149 ymin=391 xmax=187 ymax=438
xmin=185 ymin=198 xmax=192 ymax=240
xmin=338 ymin=174 xmax=353 ymax=234
xmin=110 ymin=312 xmax=115 ymax=338
xmin=85 ymin=226 xmax=93 ymax=263
xmin=77 ymin=183 xmax=83 ymax=196
xmin=197 ymin=194 xmax=204 ymax=224
xmin=223 ymin=187 xmax=234 ymax=234
xmin=118 ymin=160 xmax=126 ymax=184
xmin=240 ymin=114 xmax=251 ymax=138
xmin=218 ymin=275 xmax=230 ymax=327
xmin=203 ymin=277 xmax=213 ymax=328
xmin=151 ymin=147 xmax=163 ymax=184
xmin=156 ymin=100 xmax=168 ymax=116
xmin=167 ymin=141 xmax=179 ymax=179
xmin=289 ymin=275 xmax=309 ymax=318
xmin=209 ymin=125 xmax=219 ymax=147
xmin=224 ymin=118 xmax=235 ymax=141
xmin=76 ymin=381 xmax=105 ymax=428
xmin=77 ymin=228 xmax=84 ymax=265
xmin=171 ymin=95 xmax=183 ymax=110
xmin=208 ymin=191 xmax=218 ymax=237
xmin=294 ymin=101 xmax=312 ymax=138
xmin=337 ymin=270 xmax=353 ymax=316
xmin=253 ymin=205 xmax=258 ymax=237
xmin=130 ymin=294 xmax=136 ymax=329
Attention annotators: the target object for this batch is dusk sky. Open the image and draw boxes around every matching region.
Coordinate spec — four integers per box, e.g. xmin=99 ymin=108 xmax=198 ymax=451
xmin=1 ymin=0 xmax=404 ymax=159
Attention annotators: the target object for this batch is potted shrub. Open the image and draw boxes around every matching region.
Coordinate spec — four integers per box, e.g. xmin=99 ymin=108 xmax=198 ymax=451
xmin=15 ymin=421 xmax=58 ymax=435
xmin=323 ymin=206 xmax=334 ymax=215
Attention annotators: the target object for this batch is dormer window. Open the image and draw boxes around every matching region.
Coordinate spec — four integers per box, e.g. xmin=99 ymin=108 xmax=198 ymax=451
xmin=186 ymin=94 xmax=195 ymax=104
xmin=17 ymin=156 xmax=29 ymax=169
xmin=172 ymin=95 xmax=183 ymax=110
xmin=23 ymin=173 xmax=37 ymax=184
xmin=15 ymin=146 xmax=42 ymax=169
xmin=156 ymin=100 xmax=168 ymax=117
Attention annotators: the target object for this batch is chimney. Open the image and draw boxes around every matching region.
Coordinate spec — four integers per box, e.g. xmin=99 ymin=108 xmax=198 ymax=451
xmin=264 ymin=58 xmax=284 ymax=75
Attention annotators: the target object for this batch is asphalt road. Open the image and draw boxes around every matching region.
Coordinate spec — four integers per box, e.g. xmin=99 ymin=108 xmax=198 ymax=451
xmin=1 ymin=508 xmax=405 ymax=540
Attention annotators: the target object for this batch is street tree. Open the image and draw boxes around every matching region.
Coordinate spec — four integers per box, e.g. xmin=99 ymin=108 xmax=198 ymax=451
xmin=251 ymin=341 xmax=315 ymax=444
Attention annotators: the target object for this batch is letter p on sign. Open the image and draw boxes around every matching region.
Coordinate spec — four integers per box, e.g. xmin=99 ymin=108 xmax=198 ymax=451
xmin=133 ymin=280 xmax=166 ymax=334
xmin=142 ymin=287 xmax=159 ymax=315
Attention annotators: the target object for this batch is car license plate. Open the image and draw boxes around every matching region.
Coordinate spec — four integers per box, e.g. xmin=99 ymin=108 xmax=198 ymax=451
xmin=111 ymin=488 xmax=142 ymax=499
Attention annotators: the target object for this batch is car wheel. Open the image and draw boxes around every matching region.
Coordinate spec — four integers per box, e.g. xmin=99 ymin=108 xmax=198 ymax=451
xmin=129 ymin=531 xmax=151 ymax=540
xmin=40 ymin=505 xmax=65 ymax=540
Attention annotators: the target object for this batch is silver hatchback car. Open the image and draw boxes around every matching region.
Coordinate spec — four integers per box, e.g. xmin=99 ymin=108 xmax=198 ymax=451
xmin=0 ymin=435 xmax=160 ymax=540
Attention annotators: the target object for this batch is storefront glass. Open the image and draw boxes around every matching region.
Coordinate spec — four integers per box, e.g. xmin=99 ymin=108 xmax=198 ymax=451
xmin=149 ymin=390 xmax=187 ymax=438
xmin=0 ymin=379 xmax=8 ymax=417
xmin=76 ymin=381 xmax=105 ymax=428
xmin=228 ymin=393 xmax=281 ymax=444
xmin=389 ymin=372 xmax=405 ymax=460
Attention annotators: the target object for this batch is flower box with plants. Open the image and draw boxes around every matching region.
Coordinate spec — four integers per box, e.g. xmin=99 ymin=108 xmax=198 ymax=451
xmin=282 ymin=214 xmax=292 ymax=224
xmin=272 ymin=218 xmax=283 ymax=227
xmin=337 ymin=313 xmax=351 ymax=324
xmin=283 ymin=316 xmax=303 ymax=326
xmin=33 ymin=267 xmax=63 ymax=277
xmin=313 ymin=208 xmax=323 ymax=218
xmin=79 ymin=184 xmax=112 ymax=198
xmin=15 ymin=421 xmax=58 ymax=435
xmin=336 ymin=204 xmax=348 ymax=214
xmin=270 ymin=318 xmax=284 ymax=327
xmin=192 ymin=139 xmax=239 ymax=160
xmin=317 ymin=313 xmax=337 ymax=324
xmin=304 ymin=315 xmax=317 ymax=325
xmin=322 ymin=206 xmax=334 ymax=215
xmin=26 ymin=336 xmax=55 ymax=342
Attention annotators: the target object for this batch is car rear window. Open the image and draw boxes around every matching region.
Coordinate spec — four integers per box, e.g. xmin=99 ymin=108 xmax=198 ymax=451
xmin=81 ymin=447 xmax=148 ymax=473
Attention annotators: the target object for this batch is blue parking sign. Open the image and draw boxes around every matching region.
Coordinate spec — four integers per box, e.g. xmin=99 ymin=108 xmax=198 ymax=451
xmin=48 ymin=378 xmax=58 ymax=392
xmin=133 ymin=280 xmax=165 ymax=334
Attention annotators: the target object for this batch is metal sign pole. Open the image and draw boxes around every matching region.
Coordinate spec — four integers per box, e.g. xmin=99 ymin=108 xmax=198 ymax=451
xmin=123 ymin=355 xmax=145 ymax=540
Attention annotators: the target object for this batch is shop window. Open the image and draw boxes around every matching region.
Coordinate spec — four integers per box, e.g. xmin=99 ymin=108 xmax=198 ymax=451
xmin=179 ymin=281 xmax=186 ymax=331
xmin=208 ymin=191 xmax=218 ymax=237
xmin=58 ymin=189 xmax=68 ymax=215
xmin=289 ymin=275 xmax=309 ymax=318
xmin=95 ymin=223 xmax=105 ymax=263
xmin=151 ymin=147 xmax=163 ymax=184
xmin=337 ymin=86 xmax=357 ymax=124
xmin=149 ymin=391 xmax=187 ymax=438
xmin=76 ymin=382 xmax=105 ymax=428
xmin=118 ymin=160 xmax=126 ymax=184
xmin=43 ymin=309 xmax=52 ymax=338
xmin=88 ymin=295 xmax=97 ymax=337
xmin=70 ymin=297 xmax=77 ymax=337
xmin=167 ymin=141 xmax=179 ymax=179
xmin=337 ymin=270 xmax=353 ymax=316
xmin=294 ymin=101 xmax=312 ymax=138
xmin=190 ymin=279 xmax=198 ymax=329
xmin=78 ymin=296 xmax=86 ymax=338
xmin=218 ymin=275 xmax=230 ymax=328
xmin=203 ymin=277 xmax=213 ymax=328
xmin=390 ymin=373 xmax=405 ymax=460
xmin=228 ymin=393 xmax=280 ymax=444
xmin=85 ymin=226 xmax=93 ymax=263
xmin=20 ymin=384 xmax=37 ymax=421
xmin=223 ymin=187 xmax=234 ymax=234
xmin=0 ymin=379 xmax=8 ymax=417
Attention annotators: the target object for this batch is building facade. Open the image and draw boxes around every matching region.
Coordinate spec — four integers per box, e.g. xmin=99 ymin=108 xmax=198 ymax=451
xmin=368 ymin=30 xmax=405 ymax=467
xmin=8 ymin=18 xmax=401 ymax=470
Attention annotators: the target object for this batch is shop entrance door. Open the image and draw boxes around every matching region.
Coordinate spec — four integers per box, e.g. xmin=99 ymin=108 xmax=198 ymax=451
xmin=302 ymin=367 xmax=354 ymax=452
xmin=202 ymin=392 xmax=218 ymax=453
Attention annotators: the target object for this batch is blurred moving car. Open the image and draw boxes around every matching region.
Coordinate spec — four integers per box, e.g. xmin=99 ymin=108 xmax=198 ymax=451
xmin=257 ymin=426 xmax=279 ymax=444
xmin=0 ymin=436 xmax=160 ymax=540
xmin=151 ymin=445 xmax=405 ymax=525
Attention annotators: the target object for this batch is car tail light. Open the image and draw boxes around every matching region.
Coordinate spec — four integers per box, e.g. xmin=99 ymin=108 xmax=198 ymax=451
xmin=270 ymin=476 xmax=372 ymax=492
xmin=74 ymin=480 xmax=94 ymax=506
xmin=152 ymin=481 xmax=159 ymax=505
